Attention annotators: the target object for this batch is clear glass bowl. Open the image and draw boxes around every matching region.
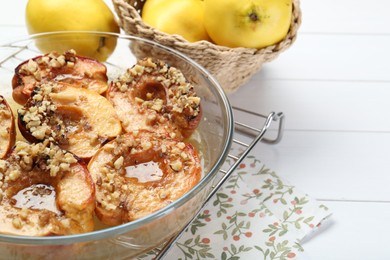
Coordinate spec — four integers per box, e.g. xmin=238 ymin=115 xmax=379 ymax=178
xmin=0 ymin=31 xmax=233 ymax=259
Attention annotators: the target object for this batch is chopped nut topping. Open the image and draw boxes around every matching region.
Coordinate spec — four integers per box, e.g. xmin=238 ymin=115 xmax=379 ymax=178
xmin=170 ymin=160 xmax=183 ymax=172
xmin=114 ymin=156 xmax=124 ymax=170
xmin=12 ymin=218 xmax=22 ymax=229
xmin=0 ymin=141 xmax=77 ymax=188
xmin=19 ymin=50 xmax=79 ymax=78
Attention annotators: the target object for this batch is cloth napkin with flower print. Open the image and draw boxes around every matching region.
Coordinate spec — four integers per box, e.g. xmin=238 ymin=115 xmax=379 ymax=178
xmin=137 ymin=147 xmax=331 ymax=260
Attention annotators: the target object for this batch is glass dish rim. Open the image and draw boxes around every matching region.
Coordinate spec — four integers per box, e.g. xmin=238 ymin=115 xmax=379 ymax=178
xmin=0 ymin=31 xmax=234 ymax=244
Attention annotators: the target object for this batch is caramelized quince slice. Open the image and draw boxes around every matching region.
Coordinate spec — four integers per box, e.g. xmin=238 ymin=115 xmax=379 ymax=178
xmin=18 ymin=82 xmax=122 ymax=160
xmin=0 ymin=96 xmax=15 ymax=159
xmin=0 ymin=140 xmax=95 ymax=236
xmin=88 ymin=130 xmax=202 ymax=226
xmin=107 ymin=58 xmax=202 ymax=140
xmin=12 ymin=50 xmax=109 ymax=105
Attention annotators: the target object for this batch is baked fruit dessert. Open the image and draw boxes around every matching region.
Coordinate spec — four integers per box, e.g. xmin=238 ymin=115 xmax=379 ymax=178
xmin=18 ymin=82 xmax=122 ymax=160
xmin=107 ymin=58 xmax=202 ymax=140
xmin=0 ymin=96 xmax=15 ymax=159
xmin=12 ymin=49 xmax=109 ymax=105
xmin=88 ymin=130 xmax=202 ymax=226
xmin=0 ymin=140 xmax=95 ymax=236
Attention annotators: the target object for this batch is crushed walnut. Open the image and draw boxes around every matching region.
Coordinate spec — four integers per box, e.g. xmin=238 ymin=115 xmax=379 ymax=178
xmin=0 ymin=97 xmax=12 ymax=141
xmin=19 ymin=50 xmax=78 ymax=81
xmin=18 ymin=82 xmax=93 ymax=145
xmin=0 ymin=97 xmax=11 ymax=118
xmin=18 ymin=82 xmax=59 ymax=140
xmin=0 ymin=140 xmax=77 ymax=193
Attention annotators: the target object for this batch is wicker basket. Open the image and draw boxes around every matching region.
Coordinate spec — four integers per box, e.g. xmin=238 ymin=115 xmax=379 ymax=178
xmin=112 ymin=0 xmax=302 ymax=92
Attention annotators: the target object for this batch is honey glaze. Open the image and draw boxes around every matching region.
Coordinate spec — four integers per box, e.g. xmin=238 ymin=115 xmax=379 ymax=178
xmin=12 ymin=184 xmax=62 ymax=215
xmin=125 ymin=161 xmax=163 ymax=183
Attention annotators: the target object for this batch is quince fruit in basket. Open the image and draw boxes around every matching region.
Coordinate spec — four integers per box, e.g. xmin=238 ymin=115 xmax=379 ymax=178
xmin=141 ymin=0 xmax=292 ymax=49
xmin=204 ymin=0 xmax=293 ymax=48
xmin=142 ymin=0 xmax=210 ymax=42
xmin=25 ymin=0 xmax=120 ymax=61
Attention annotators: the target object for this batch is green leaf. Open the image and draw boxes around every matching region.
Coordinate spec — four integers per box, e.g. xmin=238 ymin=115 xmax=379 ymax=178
xmin=184 ymin=238 xmax=193 ymax=245
xmin=190 ymin=225 xmax=197 ymax=235
xmin=243 ymin=246 xmax=252 ymax=252
xmin=255 ymin=246 xmax=264 ymax=253
xmin=194 ymin=235 xmax=200 ymax=244
xmin=184 ymin=252 xmax=193 ymax=259
xmin=246 ymin=221 xmax=251 ymax=229
xmin=279 ymin=230 xmax=288 ymax=236
xmin=295 ymin=221 xmax=301 ymax=229
xmin=217 ymin=193 xmax=229 ymax=199
xmin=222 ymin=223 xmax=227 ymax=230
xmin=221 ymin=252 xmax=227 ymax=260
xmin=304 ymin=216 xmax=315 ymax=223
xmin=231 ymin=244 xmax=237 ymax=254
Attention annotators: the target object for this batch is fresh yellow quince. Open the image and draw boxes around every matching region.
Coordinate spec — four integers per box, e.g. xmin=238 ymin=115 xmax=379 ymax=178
xmin=142 ymin=0 xmax=210 ymax=42
xmin=204 ymin=0 xmax=292 ymax=49
xmin=25 ymin=0 xmax=120 ymax=61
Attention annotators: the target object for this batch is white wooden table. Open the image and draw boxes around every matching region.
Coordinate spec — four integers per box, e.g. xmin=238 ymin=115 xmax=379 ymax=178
xmin=1 ymin=1 xmax=390 ymax=259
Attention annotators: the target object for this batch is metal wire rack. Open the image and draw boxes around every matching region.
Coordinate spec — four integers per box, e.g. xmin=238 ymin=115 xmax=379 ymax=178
xmin=0 ymin=39 xmax=284 ymax=258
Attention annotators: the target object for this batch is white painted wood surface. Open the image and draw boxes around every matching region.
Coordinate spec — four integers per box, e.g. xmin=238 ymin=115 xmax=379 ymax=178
xmin=1 ymin=0 xmax=389 ymax=259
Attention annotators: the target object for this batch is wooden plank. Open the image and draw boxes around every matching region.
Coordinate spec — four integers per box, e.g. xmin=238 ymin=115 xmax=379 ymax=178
xmin=302 ymin=200 xmax=390 ymax=259
xmin=250 ymin=34 xmax=390 ymax=82
xmin=251 ymin=130 xmax=390 ymax=201
xmin=229 ymin=79 xmax=390 ymax=132
xmin=300 ymin=0 xmax=390 ymax=34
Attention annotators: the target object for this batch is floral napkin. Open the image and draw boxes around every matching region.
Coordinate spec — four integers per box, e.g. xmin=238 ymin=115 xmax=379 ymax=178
xmin=137 ymin=142 xmax=332 ymax=260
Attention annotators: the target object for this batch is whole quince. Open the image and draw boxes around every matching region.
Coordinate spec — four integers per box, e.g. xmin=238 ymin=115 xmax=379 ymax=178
xmin=204 ymin=0 xmax=292 ymax=49
xmin=142 ymin=0 xmax=210 ymax=42
xmin=25 ymin=0 xmax=120 ymax=61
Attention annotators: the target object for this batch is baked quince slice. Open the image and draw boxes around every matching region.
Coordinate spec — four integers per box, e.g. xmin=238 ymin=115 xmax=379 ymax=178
xmin=107 ymin=58 xmax=202 ymax=140
xmin=0 ymin=96 xmax=15 ymax=159
xmin=88 ymin=130 xmax=202 ymax=226
xmin=0 ymin=140 xmax=95 ymax=236
xmin=18 ymin=82 xmax=122 ymax=160
xmin=12 ymin=49 xmax=109 ymax=105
